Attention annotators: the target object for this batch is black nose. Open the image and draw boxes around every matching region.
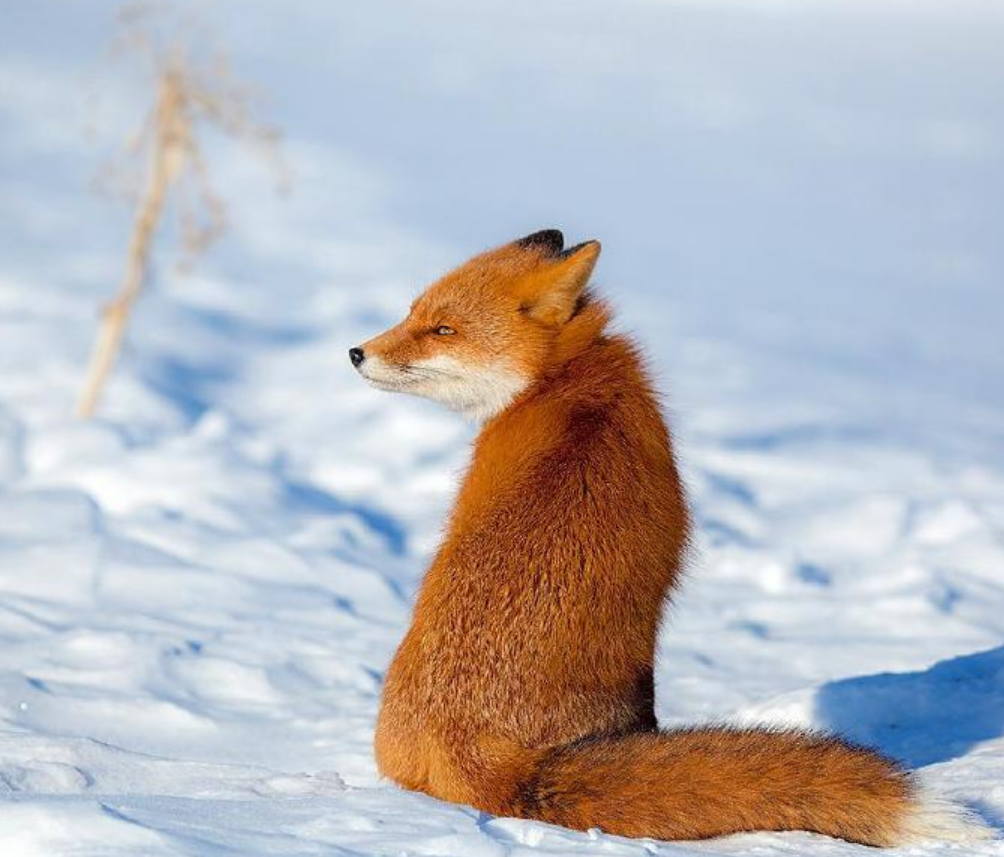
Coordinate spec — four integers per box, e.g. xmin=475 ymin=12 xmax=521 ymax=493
xmin=349 ymin=347 xmax=365 ymax=367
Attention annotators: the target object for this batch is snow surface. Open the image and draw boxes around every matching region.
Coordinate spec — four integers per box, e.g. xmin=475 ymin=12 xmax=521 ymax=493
xmin=1 ymin=0 xmax=1003 ymax=854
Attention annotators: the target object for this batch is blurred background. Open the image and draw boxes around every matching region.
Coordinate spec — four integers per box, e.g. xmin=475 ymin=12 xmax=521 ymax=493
xmin=0 ymin=2 xmax=1002 ymax=854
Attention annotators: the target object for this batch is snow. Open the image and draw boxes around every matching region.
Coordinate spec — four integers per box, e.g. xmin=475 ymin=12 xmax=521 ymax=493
xmin=1 ymin=0 xmax=1003 ymax=854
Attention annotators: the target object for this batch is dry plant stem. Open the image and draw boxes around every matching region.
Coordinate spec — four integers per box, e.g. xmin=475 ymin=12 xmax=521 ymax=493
xmin=78 ymin=5 xmax=285 ymax=417
xmin=77 ymin=63 xmax=188 ymax=418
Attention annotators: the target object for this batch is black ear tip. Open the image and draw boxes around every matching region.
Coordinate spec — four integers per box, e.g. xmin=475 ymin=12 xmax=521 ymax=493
xmin=561 ymin=239 xmax=601 ymax=258
xmin=517 ymin=229 xmax=564 ymax=255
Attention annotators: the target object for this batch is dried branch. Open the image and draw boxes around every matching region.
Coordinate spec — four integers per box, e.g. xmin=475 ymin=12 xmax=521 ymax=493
xmin=77 ymin=4 xmax=285 ymax=418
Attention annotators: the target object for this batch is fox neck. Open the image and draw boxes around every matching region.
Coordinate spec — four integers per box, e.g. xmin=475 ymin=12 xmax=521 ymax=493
xmin=452 ymin=363 xmax=533 ymax=423
xmin=476 ymin=298 xmax=613 ymax=426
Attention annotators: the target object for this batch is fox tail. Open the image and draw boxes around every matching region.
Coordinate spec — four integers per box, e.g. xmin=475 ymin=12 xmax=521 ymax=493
xmin=512 ymin=726 xmax=990 ymax=847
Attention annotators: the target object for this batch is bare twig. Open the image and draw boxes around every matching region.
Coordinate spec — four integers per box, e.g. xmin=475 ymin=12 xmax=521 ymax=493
xmin=77 ymin=4 xmax=285 ymax=418
xmin=78 ymin=59 xmax=188 ymax=418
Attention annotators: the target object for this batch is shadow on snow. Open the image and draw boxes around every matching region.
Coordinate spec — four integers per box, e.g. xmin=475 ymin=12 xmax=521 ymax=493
xmin=815 ymin=645 xmax=1004 ymax=768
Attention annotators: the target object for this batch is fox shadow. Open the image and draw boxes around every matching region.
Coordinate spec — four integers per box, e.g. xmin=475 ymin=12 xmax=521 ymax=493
xmin=814 ymin=644 xmax=1004 ymax=769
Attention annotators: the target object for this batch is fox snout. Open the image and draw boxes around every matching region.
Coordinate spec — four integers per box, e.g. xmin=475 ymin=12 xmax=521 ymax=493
xmin=349 ymin=347 xmax=365 ymax=368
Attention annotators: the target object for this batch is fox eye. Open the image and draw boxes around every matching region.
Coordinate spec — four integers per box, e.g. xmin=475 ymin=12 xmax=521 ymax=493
xmin=435 ymin=325 xmax=456 ymax=336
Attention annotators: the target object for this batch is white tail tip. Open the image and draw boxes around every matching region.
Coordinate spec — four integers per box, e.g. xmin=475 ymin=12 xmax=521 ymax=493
xmin=896 ymin=792 xmax=995 ymax=846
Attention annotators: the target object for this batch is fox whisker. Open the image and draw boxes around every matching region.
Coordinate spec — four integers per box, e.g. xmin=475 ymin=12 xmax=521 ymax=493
xmin=400 ymin=365 xmax=452 ymax=379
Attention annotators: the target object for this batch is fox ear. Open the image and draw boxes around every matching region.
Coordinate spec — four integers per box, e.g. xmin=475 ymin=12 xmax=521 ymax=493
xmin=516 ymin=229 xmax=564 ymax=256
xmin=518 ymin=240 xmax=601 ymax=326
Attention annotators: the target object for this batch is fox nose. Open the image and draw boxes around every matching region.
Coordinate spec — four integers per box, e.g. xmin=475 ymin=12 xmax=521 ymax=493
xmin=349 ymin=347 xmax=365 ymax=368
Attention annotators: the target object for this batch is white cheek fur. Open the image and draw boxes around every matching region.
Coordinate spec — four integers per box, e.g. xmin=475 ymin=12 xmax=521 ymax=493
xmin=411 ymin=354 xmax=530 ymax=422
xmin=361 ymin=353 xmax=528 ymax=422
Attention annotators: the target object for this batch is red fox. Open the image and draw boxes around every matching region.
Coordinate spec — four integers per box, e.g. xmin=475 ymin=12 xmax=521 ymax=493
xmin=350 ymin=230 xmax=988 ymax=846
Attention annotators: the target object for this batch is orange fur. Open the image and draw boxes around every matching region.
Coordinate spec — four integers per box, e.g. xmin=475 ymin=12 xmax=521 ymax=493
xmin=352 ymin=230 xmax=983 ymax=847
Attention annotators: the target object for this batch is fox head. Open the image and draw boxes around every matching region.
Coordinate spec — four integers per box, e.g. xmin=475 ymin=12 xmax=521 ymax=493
xmin=350 ymin=230 xmax=602 ymax=421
